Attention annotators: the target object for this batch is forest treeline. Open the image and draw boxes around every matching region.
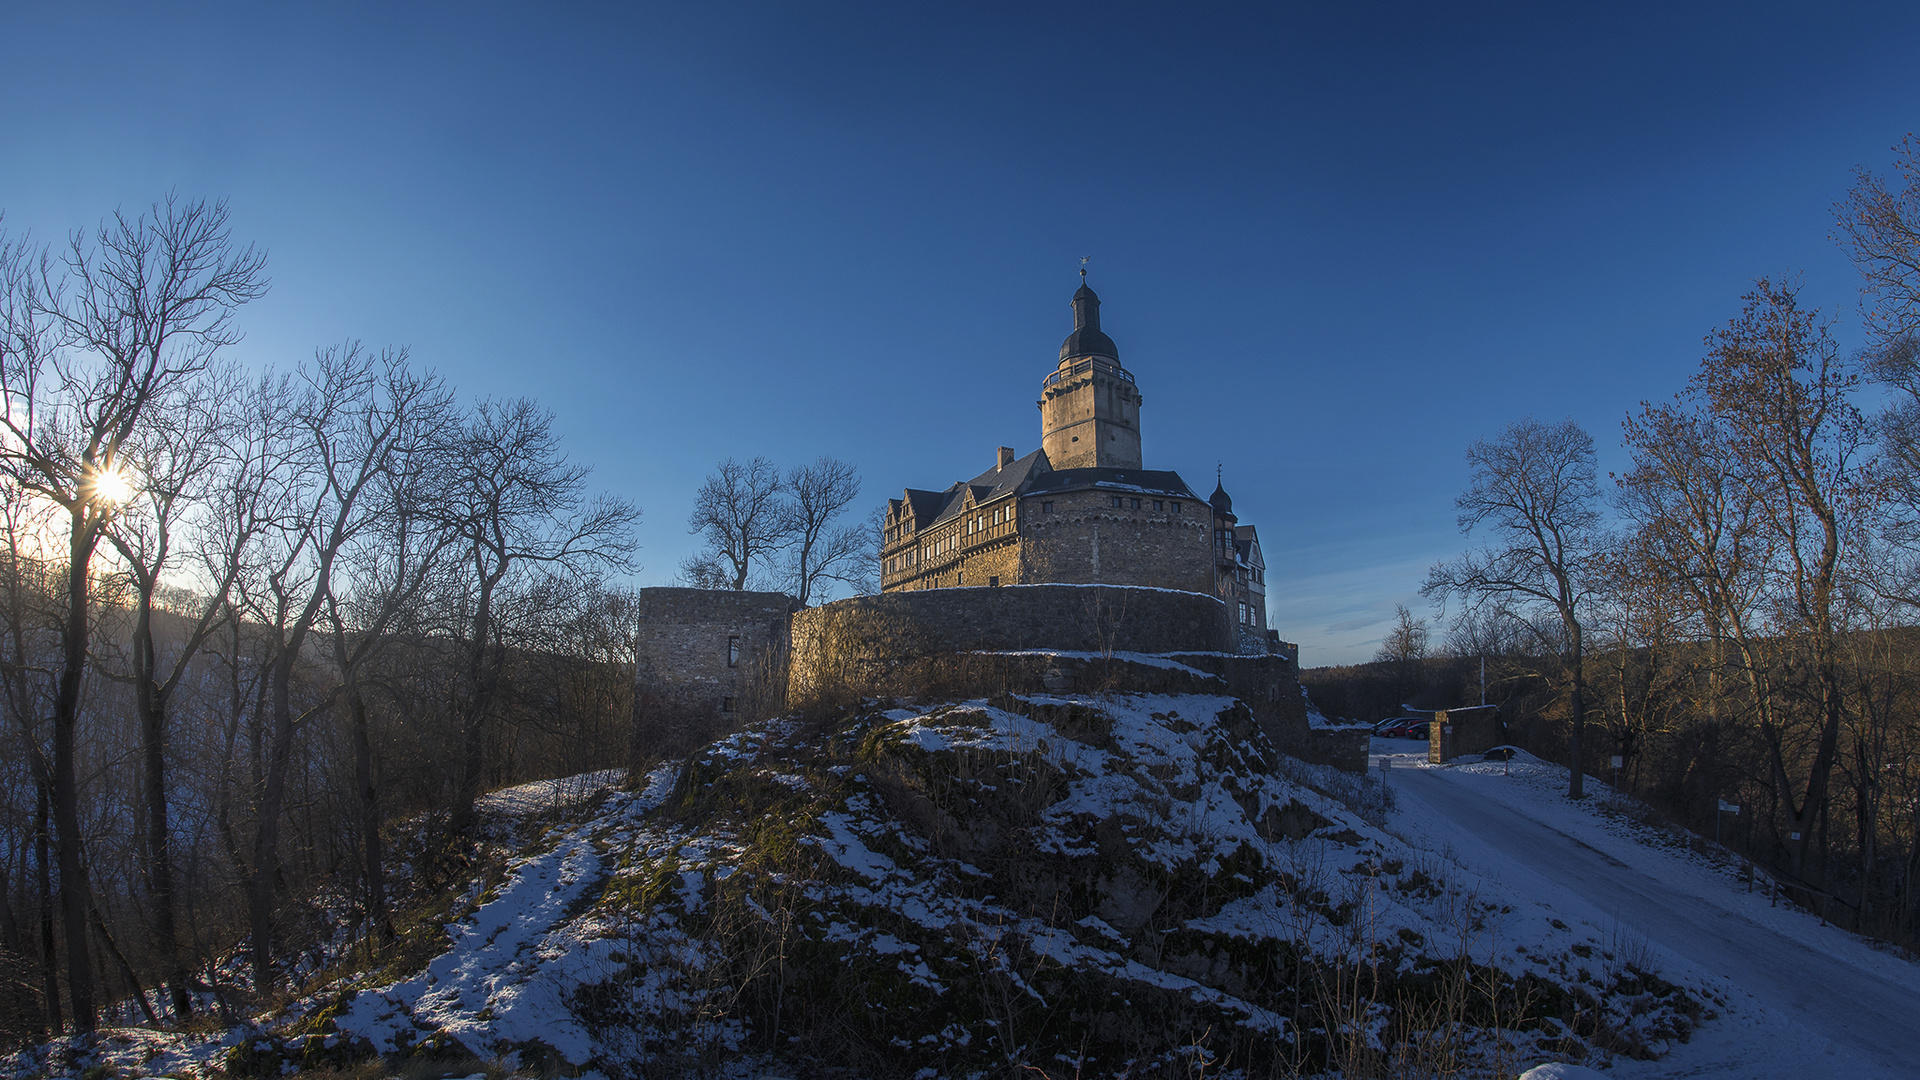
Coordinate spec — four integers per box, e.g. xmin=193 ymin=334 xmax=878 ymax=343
xmin=1310 ymin=136 xmax=1920 ymax=952
xmin=0 ymin=197 xmax=642 ymax=1044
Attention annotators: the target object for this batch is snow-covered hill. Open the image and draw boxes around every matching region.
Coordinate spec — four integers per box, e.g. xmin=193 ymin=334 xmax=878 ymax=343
xmin=12 ymin=692 xmax=1759 ymax=1079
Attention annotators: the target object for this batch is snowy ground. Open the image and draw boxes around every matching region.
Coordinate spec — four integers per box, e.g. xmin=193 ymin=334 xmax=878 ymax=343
xmin=1371 ymin=737 xmax=1920 ymax=1080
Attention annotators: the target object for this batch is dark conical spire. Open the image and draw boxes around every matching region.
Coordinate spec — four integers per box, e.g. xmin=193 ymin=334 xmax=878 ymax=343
xmin=1210 ymin=468 xmax=1234 ymax=516
xmin=1060 ymin=280 xmax=1119 ymax=362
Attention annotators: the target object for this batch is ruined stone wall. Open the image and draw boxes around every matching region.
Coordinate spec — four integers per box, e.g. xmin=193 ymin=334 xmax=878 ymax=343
xmin=1020 ymin=490 xmax=1213 ymax=594
xmin=632 ymin=588 xmax=794 ymax=757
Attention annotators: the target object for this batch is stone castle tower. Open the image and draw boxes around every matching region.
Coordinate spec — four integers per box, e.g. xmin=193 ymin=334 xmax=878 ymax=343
xmin=1040 ymin=283 xmax=1142 ymax=470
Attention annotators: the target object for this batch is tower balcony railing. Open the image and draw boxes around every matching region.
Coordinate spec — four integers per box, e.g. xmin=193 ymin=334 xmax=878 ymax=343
xmin=1042 ymin=358 xmax=1134 ymax=391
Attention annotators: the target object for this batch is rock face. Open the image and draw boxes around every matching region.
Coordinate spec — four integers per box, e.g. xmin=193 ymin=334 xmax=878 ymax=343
xmin=323 ymin=692 xmax=1704 ymax=1078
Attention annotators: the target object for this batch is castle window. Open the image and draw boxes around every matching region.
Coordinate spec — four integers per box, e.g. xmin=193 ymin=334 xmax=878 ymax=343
xmin=1111 ymin=496 xmax=1124 ymax=508
xmin=989 ymin=576 xmax=999 ymax=587
xmin=722 ymin=696 xmax=737 ymax=713
xmin=727 ymin=635 xmax=741 ymax=667
xmin=957 ymin=570 xmax=964 ymax=585
xmin=1170 ymin=501 xmax=1181 ymax=513
xmin=1154 ymin=500 xmax=1164 ymax=511
xmin=1238 ymin=602 xmax=1248 ymax=625
xmin=1042 ymin=501 xmax=1053 ymax=513
xmin=1131 ymin=498 xmax=1141 ymax=509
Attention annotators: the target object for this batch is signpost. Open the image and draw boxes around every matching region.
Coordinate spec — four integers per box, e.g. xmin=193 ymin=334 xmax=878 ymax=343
xmin=1716 ymin=799 xmax=1740 ymax=844
xmin=1610 ymin=754 xmax=1623 ymax=791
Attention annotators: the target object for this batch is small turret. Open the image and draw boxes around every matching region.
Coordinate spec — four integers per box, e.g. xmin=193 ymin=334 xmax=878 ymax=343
xmin=1210 ymin=475 xmax=1234 ymax=518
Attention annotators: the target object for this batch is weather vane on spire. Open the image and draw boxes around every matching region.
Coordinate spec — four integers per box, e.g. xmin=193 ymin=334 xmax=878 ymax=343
xmin=1079 ymin=256 xmax=1090 ymax=282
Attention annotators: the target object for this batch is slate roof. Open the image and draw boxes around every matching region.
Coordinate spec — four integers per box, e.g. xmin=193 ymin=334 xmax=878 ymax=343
xmin=1023 ymin=466 xmax=1201 ymax=501
xmin=1060 ymin=284 xmax=1119 ymax=362
xmin=1232 ymin=523 xmax=1264 ymax=568
xmin=898 ymin=450 xmax=1205 ymax=533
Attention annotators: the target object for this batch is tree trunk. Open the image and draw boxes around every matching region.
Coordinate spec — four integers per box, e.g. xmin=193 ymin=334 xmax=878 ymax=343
xmin=249 ymin=646 xmax=300 ymax=996
xmin=451 ymin=565 xmax=507 ymax=836
xmin=51 ymin=521 xmax=95 ymax=1030
xmin=1567 ymin=624 xmax=1586 ymax=800
xmin=349 ymin=682 xmax=392 ymax=946
xmin=34 ymin=781 xmax=59 ymax=1036
xmin=133 ymin=597 xmax=190 ymax=1022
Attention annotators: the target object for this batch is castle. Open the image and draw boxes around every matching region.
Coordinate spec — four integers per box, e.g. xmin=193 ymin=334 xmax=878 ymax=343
xmin=881 ymin=279 xmax=1275 ymax=653
xmin=631 ymin=279 xmax=1349 ymax=768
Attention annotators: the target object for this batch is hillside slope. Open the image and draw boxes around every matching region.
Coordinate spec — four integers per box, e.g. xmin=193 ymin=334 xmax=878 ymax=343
xmin=315 ymin=692 xmax=1700 ymax=1077
xmin=12 ymin=692 xmax=1711 ymax=1080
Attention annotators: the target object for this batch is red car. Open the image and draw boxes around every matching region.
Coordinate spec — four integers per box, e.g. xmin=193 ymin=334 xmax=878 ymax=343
xmin=1375 ymin=719 xmax=1429 ymax=740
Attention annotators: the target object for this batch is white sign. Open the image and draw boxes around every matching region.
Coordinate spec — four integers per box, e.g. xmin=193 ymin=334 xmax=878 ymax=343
xmin=1790 ymin=831 xmax=1802 ymax=841
xmin=1718 ymin=800 xmax=1740 ymax=815
xmin=1610 ymin=755 xmax=1623 ymax=768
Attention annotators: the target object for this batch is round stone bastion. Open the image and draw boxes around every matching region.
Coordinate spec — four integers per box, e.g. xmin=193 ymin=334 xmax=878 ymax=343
xmin=788 ymin=584 xmax=1234 ymax=681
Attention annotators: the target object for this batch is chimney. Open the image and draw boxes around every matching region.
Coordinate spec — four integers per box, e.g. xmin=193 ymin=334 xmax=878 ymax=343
xmin=997 ymin=446 xmax=1016 ymax=470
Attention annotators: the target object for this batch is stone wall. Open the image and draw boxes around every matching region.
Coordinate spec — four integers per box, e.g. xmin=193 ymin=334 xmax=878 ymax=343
xmin=788 ymin=584 xmax=1233 ymax=695
xmin=1020 ymin=489 xmax=1214 ymax=594
xmin=635 ymin=584 xmax=1351 ymax=774
xmin=633 ymin=588 xmax=794 ymax=757
xmin=1430 ymin=704 xmax=1503 ymax=763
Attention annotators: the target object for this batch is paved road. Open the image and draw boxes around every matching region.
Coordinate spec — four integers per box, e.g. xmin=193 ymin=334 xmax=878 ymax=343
xmin=1384 ymin=755 xmax=1920 ymax=1078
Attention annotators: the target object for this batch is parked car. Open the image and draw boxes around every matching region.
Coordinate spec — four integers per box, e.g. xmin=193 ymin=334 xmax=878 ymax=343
xmin=1376 ymin=719 xmax=1429 ymax=740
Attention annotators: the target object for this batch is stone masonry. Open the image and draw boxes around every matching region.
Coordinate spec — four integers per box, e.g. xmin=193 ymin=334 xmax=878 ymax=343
xmin=633 ymin=587 xmax=794 ymax=756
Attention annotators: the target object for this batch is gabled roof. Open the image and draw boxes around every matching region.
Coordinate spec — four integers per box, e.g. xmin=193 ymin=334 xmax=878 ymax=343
xmin=920 ymin=448 xmax=1053 ymax=528
xmin=1024 ymin=467 xmax=1201 ymax=501
xmin=900 ymin=488 xmax=949 ymax=527
xmin=900 ymin=453 xmax=1208 ymax=534
xmin=1234 ymin=523 xmax=1264 ymax=568
xmin=899 ymin=449 xmax=1054 ymax=533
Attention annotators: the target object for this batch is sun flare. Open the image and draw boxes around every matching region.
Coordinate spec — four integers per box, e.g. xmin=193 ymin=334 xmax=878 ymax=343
xmin=90 ymin=465 xmax=134 ymax=505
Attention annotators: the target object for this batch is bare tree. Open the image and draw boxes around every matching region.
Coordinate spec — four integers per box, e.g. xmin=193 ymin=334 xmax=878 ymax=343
xmin=0 ymin=197 xmax=266 ymax=1029
xmin=1692 ymin=280 xmax=1867 ymax=879
xmin=1372 ymin=604 xmax=1429 ymax=665
xmin=1372 ymin=604 xmax=1430 ymax=707
xmin=1837 ymin=133 xmax=1920 ymax=345
xmin=99 ymin=364 xmax=248 ymax=1021
xmin=683 ymin=457 xmax=785 ymax=591
xmin=780 ymin=456 xmax=865 ymax=605
xmin=229 ymin=344 xmax=444 ymax=994
xmin=442 ymin=398 xmax=639 ymax=836
xmin=320 ymin=362 xmax=459 ymax=948
xmin=1425 ymin=417 xmax=1604 ymax=798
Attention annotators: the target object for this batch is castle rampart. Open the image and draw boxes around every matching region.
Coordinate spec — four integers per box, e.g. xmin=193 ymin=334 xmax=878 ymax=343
xmin=789 ymin=583 xmax=1234 ymax=674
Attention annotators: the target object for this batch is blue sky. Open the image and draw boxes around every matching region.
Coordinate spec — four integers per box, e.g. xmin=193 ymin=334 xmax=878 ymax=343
xmin=3 ymin=3 xmax=1918 ymax=664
